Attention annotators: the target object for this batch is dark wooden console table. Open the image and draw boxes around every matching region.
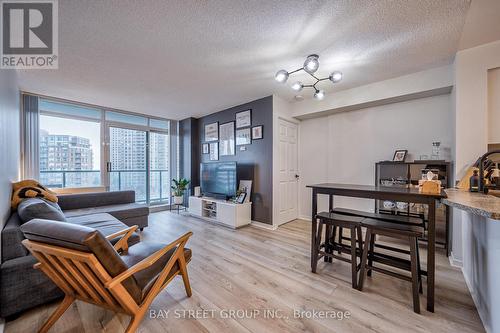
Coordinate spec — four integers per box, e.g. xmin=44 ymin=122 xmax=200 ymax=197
xmin=307 ymin=183 xmax=446 ymax=312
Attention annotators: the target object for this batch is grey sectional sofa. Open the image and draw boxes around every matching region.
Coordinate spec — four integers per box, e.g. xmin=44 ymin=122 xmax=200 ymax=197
xmin=0 ymin=190 xmax=149 ymax=318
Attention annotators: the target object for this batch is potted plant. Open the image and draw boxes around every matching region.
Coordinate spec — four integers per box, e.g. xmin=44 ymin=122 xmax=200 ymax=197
xmin=171 ymin=178 xmax=190 ymax=205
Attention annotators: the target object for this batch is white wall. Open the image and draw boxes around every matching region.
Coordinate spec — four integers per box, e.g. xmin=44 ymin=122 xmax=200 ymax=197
xmin=0 ymin=70 xmax=20 ymax=256
xmin=488 ymin=67 xmax=500 ymax=144
xmin=455 ymin=40 xmax=500 ymax=179
xmin=299 ymin=94 xmax=452 ymax=219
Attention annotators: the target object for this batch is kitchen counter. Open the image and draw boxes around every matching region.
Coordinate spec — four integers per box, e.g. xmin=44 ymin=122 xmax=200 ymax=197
xmin=442 ymin=188 xmax=500 ymax=220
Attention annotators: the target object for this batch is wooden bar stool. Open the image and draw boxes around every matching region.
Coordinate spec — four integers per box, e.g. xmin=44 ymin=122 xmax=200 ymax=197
xmin=314 ymin=212 xmax=363 ymax=288
xmin=358 ymin=218 xmax=424 ymax=313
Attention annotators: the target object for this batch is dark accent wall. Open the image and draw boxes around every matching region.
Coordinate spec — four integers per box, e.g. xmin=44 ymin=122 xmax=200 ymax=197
xmin=179 ymin=117 xmax=199 ymax=205
xmin=197 ymin=96 xmax=273 ymax=224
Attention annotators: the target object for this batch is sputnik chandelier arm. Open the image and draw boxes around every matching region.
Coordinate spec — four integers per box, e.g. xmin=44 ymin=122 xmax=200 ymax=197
xmin=274 ymin=54 xmax=342 ymax=100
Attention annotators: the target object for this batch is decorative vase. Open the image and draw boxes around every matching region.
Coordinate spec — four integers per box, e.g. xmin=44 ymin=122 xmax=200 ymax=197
xmin=173 ymin=196 xmax=184 ymax=205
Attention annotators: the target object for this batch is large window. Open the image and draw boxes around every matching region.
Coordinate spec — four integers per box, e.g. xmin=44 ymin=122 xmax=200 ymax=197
xmin=39 ymin=102 xmax=102 ymax=188
xmin=34 ymin=96 xmax=173 ymax=204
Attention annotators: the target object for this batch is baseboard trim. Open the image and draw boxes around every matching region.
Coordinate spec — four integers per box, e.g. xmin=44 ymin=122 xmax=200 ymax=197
xmin=251 ymin=221 xmax=277 ymax=230
xmin=448 ymin=251 xmax=463 ymax=268
xmin=462 ymin=268 xmax=491 ymax=333
xmin=299 ymin=215 xmax=312 ymax=221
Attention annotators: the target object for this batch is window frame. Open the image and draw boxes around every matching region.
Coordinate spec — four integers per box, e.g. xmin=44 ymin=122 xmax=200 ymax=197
xmin=32 ymin=94 xmax=174 ymax=205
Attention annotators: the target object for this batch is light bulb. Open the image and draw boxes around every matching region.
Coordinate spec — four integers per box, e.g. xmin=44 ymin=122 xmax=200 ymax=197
xmin=329 ymin=71 xmax=343 ymax=83
xmin=314 ymin=90 xmax=325 ymax=100
xmin=291 ymin=81 xmax=303 ymax=91
xmin=274 ymin=70 xmax=289 ymax=83
xmin=303 ymin=54 xmax=319 ymax=74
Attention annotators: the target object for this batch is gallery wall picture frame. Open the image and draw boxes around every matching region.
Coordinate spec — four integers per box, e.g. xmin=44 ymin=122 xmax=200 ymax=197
xmin=202 ymin=143 xmax=209 ymax=154
xmin=235 ymin=109 xmax=252 ymax=129
xmin=209 ymin=142 xmax=219 ymax=160
xmin=252 ymin=125 xmax=263 ymax=140
xmin=205 ymin=122 xmax=219 ymax=142
xmin=236 ymin=128 xmax=251 ymax=146
xmin=219 ymin=121 xmax=235 ymax=156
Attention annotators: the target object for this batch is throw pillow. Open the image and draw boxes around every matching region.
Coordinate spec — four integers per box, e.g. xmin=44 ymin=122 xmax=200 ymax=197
xmin=17 ymin=198 xmax=67 ymax=223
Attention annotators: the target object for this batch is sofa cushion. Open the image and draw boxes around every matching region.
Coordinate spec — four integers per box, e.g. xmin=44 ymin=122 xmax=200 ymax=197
xmin=17 ymin=198 xmax=66 ymax=223
xmin=122 ymin=243 xmax=192 ymax=301
xmin=57 ymin=191 xmax=135 ymax=210
xmin=63 ymin=203 xmax=149 ymax=221
xmin=66 ymin=213 xmax=140 ymax=245
xmin=1 ymin=213 xmax=29 ymax=262
xmin=20 ymin=219 xmax=142 ymax=303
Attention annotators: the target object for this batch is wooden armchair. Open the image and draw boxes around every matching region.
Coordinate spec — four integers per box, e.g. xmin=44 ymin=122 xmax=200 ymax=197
xmin=20 ymin=219 xmax=193 ymax=333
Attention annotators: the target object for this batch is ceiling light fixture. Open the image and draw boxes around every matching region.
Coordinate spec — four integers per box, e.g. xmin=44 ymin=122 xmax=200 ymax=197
xmin=291 ymin=81 xmax=303 ymax=91
xmin=274 ymin=54 xmax=342 ymax=100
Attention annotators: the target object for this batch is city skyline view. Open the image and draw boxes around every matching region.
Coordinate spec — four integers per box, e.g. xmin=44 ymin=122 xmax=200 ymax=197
xmin=39 ymin=113 xmax=170 ymax=203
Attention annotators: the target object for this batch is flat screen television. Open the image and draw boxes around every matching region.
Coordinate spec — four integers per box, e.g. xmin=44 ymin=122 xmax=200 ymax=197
xmin=200 ymin=162 xmax=237 ymax=199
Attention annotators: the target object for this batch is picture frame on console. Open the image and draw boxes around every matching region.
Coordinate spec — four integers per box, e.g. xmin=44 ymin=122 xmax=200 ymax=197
xmin=236 ymin=192 xmax=247 ymax=204
xmin=393 ymin=149 xmax=408 ymax=162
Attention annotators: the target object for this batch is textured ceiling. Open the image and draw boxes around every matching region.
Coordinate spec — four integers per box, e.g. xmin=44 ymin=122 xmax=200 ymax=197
xmin=18 ymin=0 xmax=472 ymax=120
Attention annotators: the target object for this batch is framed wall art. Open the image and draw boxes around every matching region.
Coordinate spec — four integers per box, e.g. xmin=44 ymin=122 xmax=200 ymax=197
xmin=204 ymin=122 xmax=219 ymax=142
xmin=235 ymin=109 xmax=251 ymax=129
xmin=219 ymin=121 xmax=235 ymax=156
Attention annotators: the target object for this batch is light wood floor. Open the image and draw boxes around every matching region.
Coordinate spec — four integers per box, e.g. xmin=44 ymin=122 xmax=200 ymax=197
xmin=6 ymin=212 xmax=484 ymax=333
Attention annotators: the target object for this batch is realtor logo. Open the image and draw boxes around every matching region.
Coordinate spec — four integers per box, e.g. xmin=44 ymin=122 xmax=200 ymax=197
xmin=1 ymin=0 xmax=58 ymax=69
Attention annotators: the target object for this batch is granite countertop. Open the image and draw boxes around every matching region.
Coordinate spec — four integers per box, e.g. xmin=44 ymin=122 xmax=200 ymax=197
xmin=442 ymin=188 xmax=500 ymax=220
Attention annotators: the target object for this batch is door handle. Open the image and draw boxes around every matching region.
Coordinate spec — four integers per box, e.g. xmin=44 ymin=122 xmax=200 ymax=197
xmin=106 ymin=162 xmax=112 ymax=172
xmin=295 ymin=174 xmax=300 ymax=179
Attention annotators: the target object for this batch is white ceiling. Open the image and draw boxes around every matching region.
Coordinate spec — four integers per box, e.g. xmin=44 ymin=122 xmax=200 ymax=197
xmin=18 ymin=0 xmax=474 ymax=120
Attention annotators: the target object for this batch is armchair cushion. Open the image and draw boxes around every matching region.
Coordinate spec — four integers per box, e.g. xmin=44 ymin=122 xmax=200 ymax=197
xmin=20 ymin=219 xmax=142 ymax=302
xmin=121 ymin=242 xmax=192 ymax=301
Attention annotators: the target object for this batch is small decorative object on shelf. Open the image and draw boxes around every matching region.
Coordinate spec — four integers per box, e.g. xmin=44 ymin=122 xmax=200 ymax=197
xmin=392 ymin=149 xmax=407 ymax=162
xmin=171 ymin=178 xmax=190 ymax=204
xmin=419 ymin=171 xmax=442 ymax=194
xmin=232 ymin=189 xmax=247 ymax=204
xmin=431 ymin=141 xmax=441 ymax=160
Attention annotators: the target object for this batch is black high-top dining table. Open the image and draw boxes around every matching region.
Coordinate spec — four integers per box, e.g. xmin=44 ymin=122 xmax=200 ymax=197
xmin=307 ymin=183 xmax=446 ymax=312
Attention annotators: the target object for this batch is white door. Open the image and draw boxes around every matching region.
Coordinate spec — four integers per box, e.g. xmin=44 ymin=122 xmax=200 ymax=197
xmin=278 ymin=119 xmax=299 ymax=225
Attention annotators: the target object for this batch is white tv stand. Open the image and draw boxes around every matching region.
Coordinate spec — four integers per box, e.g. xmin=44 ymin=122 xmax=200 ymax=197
xmin=188 ymin=196 xmax=251 ymax=229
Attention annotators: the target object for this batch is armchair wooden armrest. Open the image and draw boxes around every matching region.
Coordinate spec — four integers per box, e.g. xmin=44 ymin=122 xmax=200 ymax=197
xmin=106 ymin=225 xmax=138 ymax=252
xmin=105 ymin=231 xmax=193 ymax=289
